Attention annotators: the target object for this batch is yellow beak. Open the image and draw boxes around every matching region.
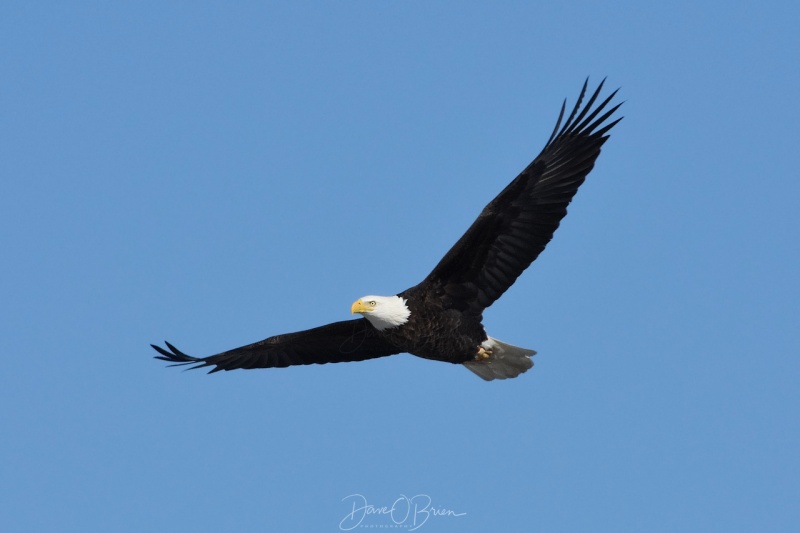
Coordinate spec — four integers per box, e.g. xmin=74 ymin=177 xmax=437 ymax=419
xmin=351 ymin=299 xmax=367 ymax=314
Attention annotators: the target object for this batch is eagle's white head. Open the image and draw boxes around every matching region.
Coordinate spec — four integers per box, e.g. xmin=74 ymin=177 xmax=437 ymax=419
xmin=351 ymin=295 xmax=410 ymax=330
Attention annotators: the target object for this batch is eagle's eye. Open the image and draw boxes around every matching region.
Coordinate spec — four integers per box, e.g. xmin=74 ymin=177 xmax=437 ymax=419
xmin=369 ymin=300 xmax=376 ymax=306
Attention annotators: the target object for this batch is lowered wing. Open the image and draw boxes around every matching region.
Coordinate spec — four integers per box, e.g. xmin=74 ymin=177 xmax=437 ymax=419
xmin=421 ymin=79 xmax=622 ymax=314
xmin=152 ymin=318 xmax=400 ymax=373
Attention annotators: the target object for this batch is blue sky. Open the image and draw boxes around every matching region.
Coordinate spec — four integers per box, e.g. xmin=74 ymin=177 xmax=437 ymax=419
xmin=1 ymin=2 xmax=798 ymax=531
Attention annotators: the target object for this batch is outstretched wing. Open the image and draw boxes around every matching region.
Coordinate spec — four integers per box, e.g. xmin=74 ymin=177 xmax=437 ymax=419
xmin=152 ymin=319 xmax=400 ymax=373
xmin=421 ymin=78 xmax=622 ymax=314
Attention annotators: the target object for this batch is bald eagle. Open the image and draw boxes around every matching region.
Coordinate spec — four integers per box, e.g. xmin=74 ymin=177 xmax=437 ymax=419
xmin=153 ymin=79 xmax=622 ymax=381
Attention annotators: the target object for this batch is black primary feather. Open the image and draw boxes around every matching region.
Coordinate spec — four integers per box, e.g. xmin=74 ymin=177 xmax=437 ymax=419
xmin=420 ymin=78 xmax=622 ymax=314
xmin=152 ymin=319 xmax=399 ymax=373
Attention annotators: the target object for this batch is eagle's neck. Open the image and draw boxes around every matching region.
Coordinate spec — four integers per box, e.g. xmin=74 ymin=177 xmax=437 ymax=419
xmin=364 ymin=295 xmax=411 ymax=331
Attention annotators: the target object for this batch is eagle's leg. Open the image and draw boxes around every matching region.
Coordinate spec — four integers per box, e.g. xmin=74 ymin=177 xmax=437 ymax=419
xmin=475 ymin=346 xmax=493 ymax=361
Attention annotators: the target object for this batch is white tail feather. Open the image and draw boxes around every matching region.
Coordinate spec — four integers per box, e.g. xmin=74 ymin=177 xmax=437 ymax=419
xmin=463 ymin=336 xmax=536 ymax=381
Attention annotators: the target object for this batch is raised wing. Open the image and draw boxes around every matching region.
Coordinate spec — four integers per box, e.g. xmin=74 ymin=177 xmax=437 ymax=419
xmin=152 ymin=319 xmax=400 ymax=373
xmin=421 ymin=78 xmax=622 ymax=314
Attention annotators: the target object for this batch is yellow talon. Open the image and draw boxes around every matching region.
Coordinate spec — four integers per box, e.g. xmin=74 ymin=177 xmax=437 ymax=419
xmin=476 ymin=347 xmax=492 ymax=361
